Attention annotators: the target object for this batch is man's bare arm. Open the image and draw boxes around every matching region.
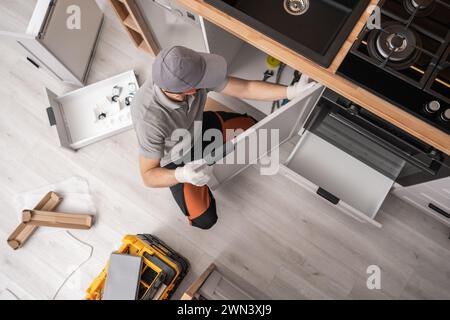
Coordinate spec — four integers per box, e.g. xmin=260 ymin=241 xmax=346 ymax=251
xmin=221 ymin=77 xmax=288 ymax=101
xmin=139 ymin=156 xmax=178 ymax=188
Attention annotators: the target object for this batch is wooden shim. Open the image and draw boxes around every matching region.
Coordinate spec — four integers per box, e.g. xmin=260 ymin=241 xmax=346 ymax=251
xmin=22 ymin=210 xmax=94 ymax=230
xmin=7 ymin=192 xmax=62 ymax=250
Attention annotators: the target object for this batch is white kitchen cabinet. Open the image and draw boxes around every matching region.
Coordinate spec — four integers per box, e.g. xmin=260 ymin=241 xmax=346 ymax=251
xmin=423 ymin=177 xmax=450 ymax=197
xmin=125 ymin=6 xmax=406 ymax=228
xmin=46 ymin=70 xmax=139 ymax=150
xmin=201 ymin=18 xmax=298 ymax=115
xmin=133 ymin=4 xmax=297 ymax=114
xmin=199 ymin=16 xmax=396 ymax=228
xmin=0 ymin=0 xmax=103 ymax=86
xmin=206 ymin=83 xmax=390 ymax=228
xmin=392 ymin=178 xmax=450 ymax=226
xmin=136 ymin=0 xmax=207 ymax=52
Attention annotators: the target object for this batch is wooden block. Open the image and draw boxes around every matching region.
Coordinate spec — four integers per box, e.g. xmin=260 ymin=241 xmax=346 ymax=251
xmin=181 ymin=263 xmax=216 ymax=300
xmin=7 ymin=192 xmax=62 ymax=250
xmin=22 ymin=210 xmax=94 ymax=230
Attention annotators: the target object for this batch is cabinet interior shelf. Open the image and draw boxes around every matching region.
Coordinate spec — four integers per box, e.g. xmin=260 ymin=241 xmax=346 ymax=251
xmin=109 ymin=0 xmax=160 ymax=56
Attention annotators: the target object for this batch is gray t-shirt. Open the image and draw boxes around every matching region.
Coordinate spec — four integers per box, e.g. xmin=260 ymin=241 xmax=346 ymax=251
xmin=131 ymin=79 xmax=228 ymax=167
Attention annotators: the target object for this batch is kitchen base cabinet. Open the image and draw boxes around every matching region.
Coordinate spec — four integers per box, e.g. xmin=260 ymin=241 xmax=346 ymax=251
xmin=200 ymin=18 xmax=297 ymax=115
xmin=136 ymin=0 xmax=207 ymax=53
xmin=205 ymin=84 xmax=395 ymax=228
xmin=281 ymin=131 xmax=389 ymax=228
xmin=392 ymin=178 xmax=450 ymax=227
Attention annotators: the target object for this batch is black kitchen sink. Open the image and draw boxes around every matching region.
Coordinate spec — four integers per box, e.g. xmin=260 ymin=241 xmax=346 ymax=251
xmin=205 ymin=0 xmax=370 ymax=67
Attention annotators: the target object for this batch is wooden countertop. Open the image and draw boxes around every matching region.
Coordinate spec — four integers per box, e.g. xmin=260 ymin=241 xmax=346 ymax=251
xmin=177 ymin=0 xmax=450 ymax=155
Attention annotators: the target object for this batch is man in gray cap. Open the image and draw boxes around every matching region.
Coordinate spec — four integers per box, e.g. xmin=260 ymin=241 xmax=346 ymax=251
xmin=132 ymin=46 xmax=315 ymax=230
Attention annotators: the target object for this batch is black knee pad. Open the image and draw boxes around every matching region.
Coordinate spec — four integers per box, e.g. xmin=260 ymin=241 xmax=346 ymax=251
xmin=191 ymin=200 xmax=218 ymax=230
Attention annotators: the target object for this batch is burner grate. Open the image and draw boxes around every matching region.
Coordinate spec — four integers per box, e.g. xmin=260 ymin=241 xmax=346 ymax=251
xmin=350 ymin=0 xmax=449 ymax=90
xmin=339 ymin=0 xmax=449 ymax=133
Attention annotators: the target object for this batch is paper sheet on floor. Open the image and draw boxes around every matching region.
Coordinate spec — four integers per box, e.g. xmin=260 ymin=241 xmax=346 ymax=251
xmin=14 ymin=176 xmax=97 ymax=232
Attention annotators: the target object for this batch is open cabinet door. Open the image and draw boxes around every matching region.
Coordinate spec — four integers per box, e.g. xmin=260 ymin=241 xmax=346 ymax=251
xmin=207 ymin=83 xmax=324 ymax=190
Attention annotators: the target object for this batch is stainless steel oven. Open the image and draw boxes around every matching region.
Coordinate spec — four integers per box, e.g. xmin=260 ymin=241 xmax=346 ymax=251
xmin=305 ymin=90 xmax=450 ymax=187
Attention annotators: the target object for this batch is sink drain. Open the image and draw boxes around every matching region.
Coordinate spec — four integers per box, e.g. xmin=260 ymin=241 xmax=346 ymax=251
xmin=284 ymin=0 xmax=310 ymax=16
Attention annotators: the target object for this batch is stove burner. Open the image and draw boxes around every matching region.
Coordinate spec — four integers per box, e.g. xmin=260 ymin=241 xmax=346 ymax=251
xmin=376 ymin=28 xmax=416 ymax=61
xmin=403 ymin=0 xmax=436 ymax=17
xmin=341 ymin=0 xmax=450 ymax=134
xmin=367 ymin=23 xmax=422 ymax=70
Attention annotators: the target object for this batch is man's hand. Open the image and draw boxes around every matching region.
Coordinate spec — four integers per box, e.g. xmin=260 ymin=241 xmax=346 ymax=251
xmin=175 ymin=159 xmax=213 ymax=187
xmin=286 ymin=74 xmax=317 ymax=100
xmin=220 ymin=75 xmax=317 ymax=102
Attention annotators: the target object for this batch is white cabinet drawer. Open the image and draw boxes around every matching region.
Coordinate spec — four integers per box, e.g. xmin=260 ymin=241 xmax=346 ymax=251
xmin=281 ymin=131 xmax=388 ymax=228
xmin=422 ymin=177 xmax=450 ymax=198
xmin=394 ymin=177 xmax=450 ymax=197
xmin=395 ymin=184 xmax=450 ymax=208
xmin=46 ymin=70 xmax=139 ymax=150
xmin=397 ymin=192 xmax=450 ymax=227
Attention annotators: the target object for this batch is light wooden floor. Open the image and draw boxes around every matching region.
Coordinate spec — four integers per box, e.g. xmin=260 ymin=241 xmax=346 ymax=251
xmin=0 ymin=0 xmax=449 ymax=300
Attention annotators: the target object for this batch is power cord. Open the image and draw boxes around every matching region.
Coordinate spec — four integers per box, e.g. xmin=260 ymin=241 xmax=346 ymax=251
xmin=4 ymin=288 xmax=21 ymax=300
xmin=51 ymin=231 xmax=94 ymax=300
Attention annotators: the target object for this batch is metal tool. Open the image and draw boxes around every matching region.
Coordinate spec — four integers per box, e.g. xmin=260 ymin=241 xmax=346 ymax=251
xmin=262 ymin=69 xmax=274 ymax=82
xmin=111 ymin=85 xmax=122 ymax=102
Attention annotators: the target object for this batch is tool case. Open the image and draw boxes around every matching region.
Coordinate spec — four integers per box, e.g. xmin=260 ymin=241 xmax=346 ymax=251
xmin=86 ymin=234 xmax=189 ymax=300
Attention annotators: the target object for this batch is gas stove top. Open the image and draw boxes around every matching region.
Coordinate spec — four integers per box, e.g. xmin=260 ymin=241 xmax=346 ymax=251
xmin=338 ymin=0 xmax=450 ymax=134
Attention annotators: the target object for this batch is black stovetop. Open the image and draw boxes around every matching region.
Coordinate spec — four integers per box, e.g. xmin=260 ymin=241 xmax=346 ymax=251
xmin=338 ymin=0 xmax=450 ymax=134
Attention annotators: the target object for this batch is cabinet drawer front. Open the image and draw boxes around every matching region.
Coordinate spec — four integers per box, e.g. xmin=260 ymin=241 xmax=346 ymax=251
xmin=279 ymin=165 xmax=382 ymax=228
xmin=418 ymin=187 xmax=450 ymax=209
xmin=393 ymin=182 xmax=450 ymax=208
xmin=399 ymin=193 xmax=450 ymax=226
xmin=424 ymin=177 xmax=450 ymax=198
xmin=393 ymin=177 xmax=450 ymax=199
xmin=46 ymin=88 xmax=72 ymax=149
xmin=283 ymin=131 xmax=392 ymax=227
xmin=207 ymin=83 xmax=324 ymax=190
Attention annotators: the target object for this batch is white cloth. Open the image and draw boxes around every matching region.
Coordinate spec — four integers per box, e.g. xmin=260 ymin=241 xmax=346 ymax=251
xmin=15 ymin=177 xmax=96 ymax=232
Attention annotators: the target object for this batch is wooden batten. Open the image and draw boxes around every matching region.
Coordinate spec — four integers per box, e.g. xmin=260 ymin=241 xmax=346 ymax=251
xmin=22 ymin=210 xmax=94 ymax=230
xmin=7 ymin=192 xmax=63 ymax=250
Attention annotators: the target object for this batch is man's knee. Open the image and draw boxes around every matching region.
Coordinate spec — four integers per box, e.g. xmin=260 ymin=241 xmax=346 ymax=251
xmin=191 ymin=206 xmax=218 ymax=230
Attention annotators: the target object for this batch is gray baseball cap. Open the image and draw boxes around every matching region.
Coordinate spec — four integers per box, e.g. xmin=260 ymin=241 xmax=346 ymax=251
xmin=152 ymin=46 xmax=227 ymax=93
